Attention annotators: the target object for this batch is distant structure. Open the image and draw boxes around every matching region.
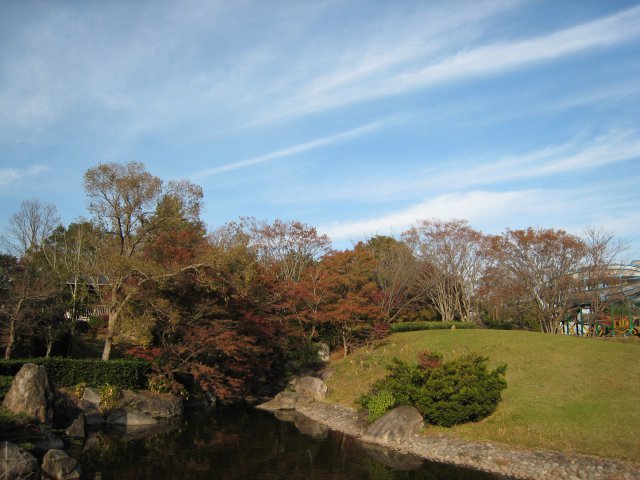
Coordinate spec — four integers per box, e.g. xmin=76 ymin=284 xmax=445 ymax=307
xmin=560 ymin=261 xmax=640 ymax=337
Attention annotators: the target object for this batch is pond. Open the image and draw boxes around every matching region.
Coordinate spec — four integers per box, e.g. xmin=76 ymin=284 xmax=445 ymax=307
xmin=79 ymin=407 xmax=503 ymax=479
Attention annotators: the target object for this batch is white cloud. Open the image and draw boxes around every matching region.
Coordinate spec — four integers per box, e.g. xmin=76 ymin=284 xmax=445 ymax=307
xmin=321 ymin=182 xmax=640 ymax=259
xmin=248 ymin=5 xmax=640 ymax=125
xmin=320 ymin=190 xmax=538 ymax=240
xmin=294 ymin=129 xmax=640 ymax=205
xmin=191 ymin=120 xmax=386 ymax=178
xmin=0 ymin=165 xmax=50 ymax=188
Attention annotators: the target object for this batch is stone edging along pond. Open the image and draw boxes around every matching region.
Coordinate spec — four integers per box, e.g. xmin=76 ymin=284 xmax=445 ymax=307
xmin=286 ymin=401 xmax=640 ymax=480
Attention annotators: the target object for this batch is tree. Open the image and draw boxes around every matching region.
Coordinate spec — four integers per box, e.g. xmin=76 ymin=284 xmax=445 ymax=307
xmin=365 ymin=235 xmax=422 ymax=323
xmin=1 ymin=199 xmax=60 ymax=258
xmin=241 ymin=218 xmax=331 ymax=283
xmin=314 ymin=244 xmax=385 ymax=357
xmin=579 ymin=227 xmax=627 ymax=324
xmin=487 ymin=228 xmax=586 ymax=333
xmin=402 ymin=220 xmax=485 ymax=322
xmin=39 ymin=221 xmax=100 ymax=354
xmin=83 ymin=161 xmax=205 ymax=360
xmin=0 ymin=200 xmax=63 ymax=358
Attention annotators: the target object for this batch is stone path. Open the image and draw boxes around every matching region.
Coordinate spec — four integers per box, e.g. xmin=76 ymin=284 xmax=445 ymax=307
xmin=294 ymin=402 xmax=640 ymax=480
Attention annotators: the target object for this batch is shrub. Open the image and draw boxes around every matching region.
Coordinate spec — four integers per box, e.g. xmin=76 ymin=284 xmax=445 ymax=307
xmin=0 ymin=375 xmax=12 ymax=401
xmin=73 ymin=382 xmax=88 ymax=399
xmin=416 ymin=350 xmax=443 ymax=369
xmin=356 ymin=389 xmax=396 ymax=422
xmin=0 ymin=358 xmax=151 ymax=390
xmin=147 ymin=372 xmax=189 ymax=399
xmin=390 ymin=321 xmax=476 ymax=333
xmin=360 ymin=353 xmax=507 ymax=427
xmin=98 ymin=384 xmax=121 ymax=413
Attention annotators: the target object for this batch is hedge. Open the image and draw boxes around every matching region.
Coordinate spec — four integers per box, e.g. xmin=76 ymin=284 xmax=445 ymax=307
xmin=0 ymin=375 xmax=12 ymax=400
xmin=0 ymin=358 xmax=151 ymax=390
xmin=390 ymin=321 xmax=477 ymax=333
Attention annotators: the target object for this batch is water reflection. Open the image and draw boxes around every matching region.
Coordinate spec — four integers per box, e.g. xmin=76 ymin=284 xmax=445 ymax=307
xmin=79 ymin=408 xmax=503 ymax=479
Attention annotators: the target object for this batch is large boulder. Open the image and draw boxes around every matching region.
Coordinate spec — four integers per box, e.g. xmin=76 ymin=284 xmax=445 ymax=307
xmin=0 ymin=441 xmax=38 ymax=480
xmin=81 ymin=387 xmax=101 ymax=408
xmin=294 ymin=376 xmax=328 ymax=401
xmin=65 ymin=413 xmax=86 ymax=439
xmin=41 ymin=449 xmax=81 ymax=480
xmin=106 ymin=408 xmax=158 ymax=426
xmin=120 ymin=390 xmax=183 ymax=418
xmin=2 ymin=363 xmax=54 ymax=423
xmin=361 ymin=406 xmax=424 ymax=445
xmin=256 ymin=392 xmax=313 ymax=411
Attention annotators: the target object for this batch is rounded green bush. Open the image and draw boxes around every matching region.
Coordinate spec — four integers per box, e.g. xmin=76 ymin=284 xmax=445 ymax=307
xmin=362 ymin=353 xmax=507 ymax=427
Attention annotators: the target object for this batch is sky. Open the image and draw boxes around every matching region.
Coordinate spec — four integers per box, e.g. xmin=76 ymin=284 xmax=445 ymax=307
xmin=1 ymin=0 xmax=639 ymax=260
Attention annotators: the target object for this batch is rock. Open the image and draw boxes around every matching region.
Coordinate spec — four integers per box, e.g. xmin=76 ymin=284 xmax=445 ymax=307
xmin=2 ymin=363 xmax=54 ymax=423
xmin=317 ymin=368 xmax=334 ymax=382
xmin=106 ymin=408 xmax=158 ymax=426
xmin=83 ymin=408 xmax=104 ymax=426
xmin=35 ymin=432 xmax=65 ymax=452
xmin=0 ymin=441 xmax=38 ymax=480
xmin=361 ymin=406 xmax=424 ymax=445
xmin=294 ymin=376 xmax=328 ymax=401
xmin=359 ymin=442 xmax=424 ymax=471
xmin=82 ymin=387 xmax=101 ymax=408
xmin=256 ymin=392 xmax=312 ymax=411
xmin=317 ymin=343 xmax=331 ymax=363
xmin=120 ymin=390 xmax=184 ymax=418
xmin=272 ymin=410 xmax=297 ymax=422
xmin=41 ymin=449 xmax=81 ymax=480
xmin=65 ymin=413 xmax=86 ymax=438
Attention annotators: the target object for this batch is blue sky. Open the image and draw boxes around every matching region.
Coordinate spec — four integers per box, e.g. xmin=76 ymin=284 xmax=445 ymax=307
xmin=1 ymin=0 xmax=639 ymax=259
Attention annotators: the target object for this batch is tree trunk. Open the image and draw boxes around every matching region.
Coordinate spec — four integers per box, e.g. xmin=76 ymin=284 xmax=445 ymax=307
xmin=342 ymin=331 xmax=348 ymax=358
xmin=102 ymin=310 xmax=117 ymax=361
xmin=45 ymin=337 xmax=53 ymax=358
xmin=102 ymin=334 xmax=113 ymax=361
xmin=4 ymin=321 xmax=15 ymax=359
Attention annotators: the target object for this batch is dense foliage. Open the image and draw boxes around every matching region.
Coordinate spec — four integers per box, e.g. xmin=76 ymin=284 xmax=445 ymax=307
xmin=0 ymin=161 xmax=626 ymax=405
xmin=358 ymin=352 xmax=507 ymax=427
xmin=0 ymin=375 xmax=12 ymax=400
xmin=0 ymin=358 xmax=151 ymax=390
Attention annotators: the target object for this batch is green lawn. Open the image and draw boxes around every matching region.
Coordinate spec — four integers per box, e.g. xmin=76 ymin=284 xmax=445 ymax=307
xmin=326 ymin=330 xmax=640 ymax=461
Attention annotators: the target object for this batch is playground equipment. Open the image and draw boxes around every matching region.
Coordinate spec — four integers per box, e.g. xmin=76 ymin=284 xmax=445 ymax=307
xmin=561 ymin=304 xmax=640 ymax=337
xmin=560 ymin=261 xmax=640 ymax=337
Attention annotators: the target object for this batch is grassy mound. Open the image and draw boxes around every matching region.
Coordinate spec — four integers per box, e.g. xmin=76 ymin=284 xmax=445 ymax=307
xmin=326 ymin=329 xmax=640 ymax=461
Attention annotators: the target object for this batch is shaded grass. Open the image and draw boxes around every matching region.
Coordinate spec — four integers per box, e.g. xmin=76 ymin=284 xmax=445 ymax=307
xmin=326 ymin=330 xmax=640 ymax=461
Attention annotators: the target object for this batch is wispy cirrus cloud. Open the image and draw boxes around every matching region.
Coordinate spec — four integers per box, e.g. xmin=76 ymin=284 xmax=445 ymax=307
xmin=191 ymin=120 xmax=386 ymax=179
xmin=294 ymin=129 xmax=640 ymax=204
xmin=255 ymin=4 xmax=640 ymax=125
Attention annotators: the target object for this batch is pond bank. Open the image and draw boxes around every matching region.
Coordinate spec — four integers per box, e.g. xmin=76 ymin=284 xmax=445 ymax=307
xmin=290 ymin=401 xmax=640 ymax=480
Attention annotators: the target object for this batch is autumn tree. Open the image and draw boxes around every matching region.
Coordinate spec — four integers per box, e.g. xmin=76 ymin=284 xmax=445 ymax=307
xmin=83 ymin=161 xmax=205 ymax=360
xmin=314 ymin=244 xmax=385 ymax=357
xmin=403 ymin=220 xmax=485 ymax=322
xmin=131 ymin=228 xmax=284 ymax=403
xmin=487 ymin=228 xmax=586 ymax=333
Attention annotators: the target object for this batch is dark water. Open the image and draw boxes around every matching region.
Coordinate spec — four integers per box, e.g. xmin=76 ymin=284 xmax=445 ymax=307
xmin=78 ymin=408 xmax=502 ymax=480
